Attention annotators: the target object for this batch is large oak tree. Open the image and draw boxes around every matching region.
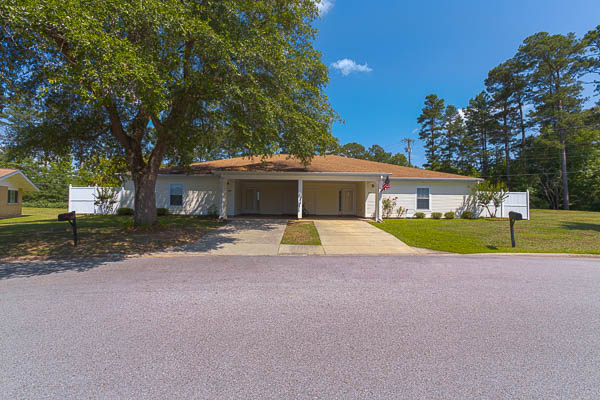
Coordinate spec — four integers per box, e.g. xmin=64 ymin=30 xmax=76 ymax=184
xmin=0 ymin=0 xmax=337 ymax=225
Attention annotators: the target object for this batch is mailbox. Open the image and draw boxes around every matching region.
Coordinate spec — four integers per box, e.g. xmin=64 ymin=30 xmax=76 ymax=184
xmin=509 ymin=211 xmax=523 ymax=221
xmin=508 ymin=211 xmax=523 ymax=248
xmin=58 ymin=211 xmax=76 ymax=221
xmin=58 ymin=211 xmax=78 ymax=247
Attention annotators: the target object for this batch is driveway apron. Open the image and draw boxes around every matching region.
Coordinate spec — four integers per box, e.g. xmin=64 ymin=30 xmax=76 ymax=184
xmin=312 ymin=219 xmax=430 ymax=255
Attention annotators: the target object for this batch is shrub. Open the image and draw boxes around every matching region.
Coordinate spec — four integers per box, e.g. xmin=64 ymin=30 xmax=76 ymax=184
xmin=382 ymin=197 xmax=398 ymax=218
xmin=431 ymin=212 xmax=442 ymax=219
xmin=444 ymin=211 xmax=456 ymax=219
xmin=22 ymin=200 xmax=68 ymax=208
xmin=156 ymin=208 xmax=169 ymax=216
xmin=461 ymin=210 xmax=475 ymax=219
xmin=414 ymin=212 xmax=426 ymax=219
xmin=396 ymin=206 xmax=407 ymax=218
xmin=117 ymin=207 xmax=134 ymax=216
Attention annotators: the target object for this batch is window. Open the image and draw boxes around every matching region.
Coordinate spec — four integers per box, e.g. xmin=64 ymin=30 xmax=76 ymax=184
xmin=169 ymin=184 xmax=183 ymax=207
xmin=8 ymin=190 xmax=18 ymax=204
xmin=416 ymin=188 xmax=430 ymax=210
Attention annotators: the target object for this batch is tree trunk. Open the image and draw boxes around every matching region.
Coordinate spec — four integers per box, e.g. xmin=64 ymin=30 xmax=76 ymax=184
xmin=560 ymin=133 xmax=569 ymax=210
xmin=518 ymin=102 xmax=526 ymax=168
xmin=132 ymin=170 xmax=158 ymax=226
xmin=503 ymin=110 xmax=511 ymax=188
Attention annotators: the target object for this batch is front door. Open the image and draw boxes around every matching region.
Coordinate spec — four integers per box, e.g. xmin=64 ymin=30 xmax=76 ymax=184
xmin=342 ymin=189 xmax=355 ymax=215
xmin=244 ymin=188 xmax=258 ymax=213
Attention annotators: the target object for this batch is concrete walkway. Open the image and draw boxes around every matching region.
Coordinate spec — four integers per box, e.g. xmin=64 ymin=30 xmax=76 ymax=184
xmin=312 ymin=219 xmax=432 ymax=255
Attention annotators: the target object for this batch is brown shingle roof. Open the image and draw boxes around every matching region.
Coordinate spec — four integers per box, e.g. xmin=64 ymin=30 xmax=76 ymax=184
xmin=0 ymin=168 xmax=18 ymax=179
xmin=160 ymin=154 xmax=479 ymax=180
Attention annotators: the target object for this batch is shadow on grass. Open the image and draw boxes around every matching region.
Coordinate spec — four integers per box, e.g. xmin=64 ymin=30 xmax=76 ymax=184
xmin=0 ymin=255 xmax=125 ymax=280
xmin=486 ymin=245 xmax=499 ymax=250
xmin=561 ymin=222 xmax=600 ymax=232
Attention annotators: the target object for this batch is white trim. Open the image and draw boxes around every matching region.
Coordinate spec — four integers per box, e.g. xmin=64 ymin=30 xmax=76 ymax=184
xmin=169 ymin=183 xmax=184 ymax=208
xmin=0 ymin=170 xmax=39 ymax=192
xmin=415 ymin=186 xmax=431 ymax=212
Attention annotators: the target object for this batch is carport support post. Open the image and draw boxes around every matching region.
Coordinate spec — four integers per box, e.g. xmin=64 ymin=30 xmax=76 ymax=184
xmin=219 ymin=177 xmax=227 ymax=220
xmin=297 ymin=179 xmax=303 ymax=219
xmin=376 ymin=176 xmax=384 ymax=222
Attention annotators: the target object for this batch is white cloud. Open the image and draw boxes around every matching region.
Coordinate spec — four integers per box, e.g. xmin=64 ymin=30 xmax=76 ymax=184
xmin=316 ymin=0 xmax=334 ymax=16
xmin=330 ymin=58 xmax=373 ymax=76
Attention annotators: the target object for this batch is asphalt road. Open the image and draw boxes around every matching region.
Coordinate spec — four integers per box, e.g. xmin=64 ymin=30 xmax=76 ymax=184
xmin=1 ymin=255 xmax=600 ymax=399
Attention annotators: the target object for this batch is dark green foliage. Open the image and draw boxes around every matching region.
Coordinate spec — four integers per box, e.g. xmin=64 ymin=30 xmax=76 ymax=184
xmin=444 ymin=211 xmax=456 ymax=219
xmin=156 ymin=208 xmax=169 ymax=216
xmin=334 ymin=142 xmax=408 ymax=166
xmin=431 ymin=212 xmax=443 ymax=219
xmin=415 ymin=28 xmax=600 ymax=211
xmin=460 ymin=211 xmax=475 ymax=219
xmin=414 ymin=212 xmax=426 ymax=219
xmin=0 ymin=0 xmax=338 ymax=226
xmin=117 ymin=208 xmax=134 ymax=216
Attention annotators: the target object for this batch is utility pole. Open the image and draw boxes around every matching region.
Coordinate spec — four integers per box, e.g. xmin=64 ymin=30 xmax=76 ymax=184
xmin=403 ymin=138 xmax=414 ymax=166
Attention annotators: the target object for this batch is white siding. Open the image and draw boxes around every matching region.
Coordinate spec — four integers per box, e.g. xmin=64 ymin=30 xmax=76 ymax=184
xmin=365 ymin=181 xmax=377 ymax=218
xmin=382 ymin=180 xmax=478 ymax=217
xmin=120 ymin=175 xmax=220 ymax=215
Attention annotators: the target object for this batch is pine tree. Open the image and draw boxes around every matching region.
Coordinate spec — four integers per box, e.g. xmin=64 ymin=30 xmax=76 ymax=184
xmin=516 ymin=32 xmax=588 ymax=210
xmin=465 ymin=92 xmax=496 ymax=177
xmin=417 ymin=94 xmax=445 ymax=170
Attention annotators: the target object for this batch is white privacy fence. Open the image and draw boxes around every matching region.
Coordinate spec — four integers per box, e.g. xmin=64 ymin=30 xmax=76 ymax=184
xmin=68 ymin=185 xmax=123 ymax=214
xmin=477 ymin=190 xmax=530 ymax=220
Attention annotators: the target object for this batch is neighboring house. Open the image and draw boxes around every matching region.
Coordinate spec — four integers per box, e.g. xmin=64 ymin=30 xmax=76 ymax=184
xmin=0 ymin=168 xmax=39 ymax=218
xmin=119 ymin=155 xmax=482 ymax=220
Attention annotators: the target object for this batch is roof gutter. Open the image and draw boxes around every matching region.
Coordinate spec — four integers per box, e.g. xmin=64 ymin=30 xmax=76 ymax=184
xmin=213 ymin=171 xmax=393 ymax=177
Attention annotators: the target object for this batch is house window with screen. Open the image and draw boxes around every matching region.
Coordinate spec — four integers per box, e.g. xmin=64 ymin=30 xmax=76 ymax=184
xmin=8 ymin=190 xmax=18 ymax=204
xmin=416 ymin=188 xmax=430 ymax=210
xmin=169 ymin=184 xmax=183 ymax=207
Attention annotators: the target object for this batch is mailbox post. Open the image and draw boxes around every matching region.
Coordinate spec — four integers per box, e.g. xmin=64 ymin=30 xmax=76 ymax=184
xmin=509 ymin=211 xmax=523 ymax=248
xmin=58 ymin=211 xmax=78 ymax=247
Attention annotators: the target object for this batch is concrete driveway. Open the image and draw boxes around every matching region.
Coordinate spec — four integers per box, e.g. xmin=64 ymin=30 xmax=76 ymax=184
xmin=1 ymin=255 xmax=599 ymax=399
xmin=172 ymin=219 xmax=287 ymax=255
xmin=312 ymin=219 xmax=430 ymax=255
xmin=169 ymin=218 xmax=425 ymax=256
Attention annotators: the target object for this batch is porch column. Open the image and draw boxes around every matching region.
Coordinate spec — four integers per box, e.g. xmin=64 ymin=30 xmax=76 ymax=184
xmin=376 ymin=176 xmax=384 ymax=222
xmin=219 ymin=176 xmax=227 ymax=220
xmin=297 ymin=178 xmax=303 ymax=219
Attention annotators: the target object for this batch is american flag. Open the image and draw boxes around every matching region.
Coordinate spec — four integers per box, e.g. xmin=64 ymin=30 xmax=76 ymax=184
xmin=382 ymin=176 xmax=390 ymax=191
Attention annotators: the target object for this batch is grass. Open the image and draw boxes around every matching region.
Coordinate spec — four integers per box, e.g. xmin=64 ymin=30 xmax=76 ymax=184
xmin=371 ymin=209 xmax=600 ymax=254
xmin=280 ymin=220 xmax=321 ymax=245
xmin=0 ymin=207 xmax=224 ymax=259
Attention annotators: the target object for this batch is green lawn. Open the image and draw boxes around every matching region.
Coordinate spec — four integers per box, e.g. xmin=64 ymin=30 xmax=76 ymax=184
xmin=371 ymin=209 xmax=600 ymax=254
xmin=1 ymin=207 xmax=223 ymax=258
xmin=281 ymin=221 xmax=322 ymax=245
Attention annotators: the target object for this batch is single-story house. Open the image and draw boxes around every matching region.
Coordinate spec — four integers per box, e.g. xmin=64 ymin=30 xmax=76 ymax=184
xmin=0 ymin=168 xmax=39 ymax=218
xmin=120 ymin=154 xmax=482 ymax=221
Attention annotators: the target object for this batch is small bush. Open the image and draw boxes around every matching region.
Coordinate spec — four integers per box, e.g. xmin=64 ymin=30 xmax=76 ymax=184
xmin=461 ymin=210 xmax=475 ymax=219
xmin=444 ymin=211 xmax=456 ymax=219
xmin=117 ymin=207 xmax=134 ymax=216
xmin=22 ymin=200 xmax=68 ymax=208
xmin=414 ymin=212 xmax=426 ymax=219
xmin=156 ymin=208 xmax=169 ymax=216
xmin=431 ymin=212 xmax=443 ymax=219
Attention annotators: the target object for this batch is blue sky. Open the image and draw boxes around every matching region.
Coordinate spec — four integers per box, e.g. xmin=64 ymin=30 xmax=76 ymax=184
xmin=314 ymin=0 xmax=600 ymax=167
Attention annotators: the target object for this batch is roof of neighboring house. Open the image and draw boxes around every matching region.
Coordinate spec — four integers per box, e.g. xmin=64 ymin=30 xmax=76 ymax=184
xmin=159 ymin=154 xmax=480 ymax=180
xmin=0 ymin=168 xmax=39 ymax=192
